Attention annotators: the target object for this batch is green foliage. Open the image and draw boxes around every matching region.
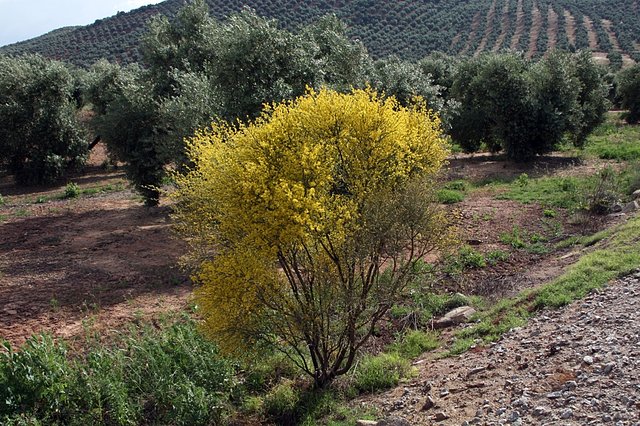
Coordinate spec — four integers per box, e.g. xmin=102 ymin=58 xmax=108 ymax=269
xmin=449 ymin=51 xmax=608 ymax=161
xmin=500 ymin=226 xmax=527 ymax=249
xmin=0 ymin=320 xmax=235 ymax=425
xmin=446 ymin=245 xmax=487 ymax=274
xmin=63 ymin=183 xmax=81 ymax=199
xmin=263 ymin=380 xmax=300 ymax=422
xmin=615 ymin=64 xmax=640 ymax=124
xmin=0 ymin=54 xmax=87 ymax=184
xmin=486 ymin=249 xmax=510 ymax=265
xmin=3 ymin=0 xmax=638 ymax=66
xmin=352 ymin=353 xmax=411 ymax=394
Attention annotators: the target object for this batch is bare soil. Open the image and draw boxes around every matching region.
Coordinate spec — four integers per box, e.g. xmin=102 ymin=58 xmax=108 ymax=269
xmin=0 ymin=147 xmax=191 ymax=347
xmin=475 ymin=0 xmax=497 ymax=55
xmin=527 ymin=2 xmax=542 ymax=59
xmin=563 ymin=9 xmax=577 ymax=48
xmin=546 ymin=6 xmax=558 ymax=52
xmin=582 ymin=15 xmax=600 ymax=51
xmin=461 ymin=12 xmax=482 ymax=56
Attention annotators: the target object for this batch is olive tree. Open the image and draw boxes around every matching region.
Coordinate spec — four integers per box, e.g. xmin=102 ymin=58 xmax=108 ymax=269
xmin=0 ymin=54 xmax=87 ymax=184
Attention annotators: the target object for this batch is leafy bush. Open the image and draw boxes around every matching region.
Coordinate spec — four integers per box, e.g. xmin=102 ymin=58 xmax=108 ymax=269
xmin=63 ymin=183 xmax=81 ymax=199
xmin=616 ymin=64 xmax=640 ymax=124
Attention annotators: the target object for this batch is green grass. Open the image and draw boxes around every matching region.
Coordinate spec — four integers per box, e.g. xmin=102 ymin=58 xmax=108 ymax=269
xmin=390 ymin=330 xmax=439 ymax=359
xmin=449 ymin=213 xmax=640 ymax=351
xmin=351 ymin=353 xmax=411 ymax=394
xmin=584 ymin=121 xmax=640 ymax=161
xmin=437 ymin=189 xmax=465 ymax=204
xmin=497 ymin=174 xmax=588 ymax=210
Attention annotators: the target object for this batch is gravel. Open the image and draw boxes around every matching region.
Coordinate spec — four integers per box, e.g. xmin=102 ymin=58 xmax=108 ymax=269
xmin=362 ymin=270 xmax=640 ymax=425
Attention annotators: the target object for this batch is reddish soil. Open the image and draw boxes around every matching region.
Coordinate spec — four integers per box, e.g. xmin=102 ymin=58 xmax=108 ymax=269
xmin=461 ymin=12 xmax=482 ymax=56
xmin=564 ymin=9 xmax=577 ymax=48
xmin=582 ymin=15 xmax=600 ymax=51
xmin=526 ymin=2 xmax=542 ymax=59
xmin=0 ymin=147 xmax=191 ymax=347
xmin=546 ymin=6 xmax=558 ymax=52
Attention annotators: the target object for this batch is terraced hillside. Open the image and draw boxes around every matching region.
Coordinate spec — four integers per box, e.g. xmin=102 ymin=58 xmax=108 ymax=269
xmin=1 ymin=0 xmax=639 ymax=66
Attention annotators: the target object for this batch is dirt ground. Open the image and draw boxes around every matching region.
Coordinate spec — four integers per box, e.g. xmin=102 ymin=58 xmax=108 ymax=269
xmin=0 ymin=149 xmax=617 ymax=347
xmin=0 ymin=147 xmax=191 ymax=347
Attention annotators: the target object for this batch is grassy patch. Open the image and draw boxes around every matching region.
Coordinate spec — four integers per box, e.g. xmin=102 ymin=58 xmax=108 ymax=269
xmin=437 ymin=189 xmax=465 ymax=204
xmin=351 ymin=353 xmax=411 ymax=394
xmin=450 ymin=214 xmax=640 ymax=351
xmin=390 ymin=330 xmax=439 ymax=359
xmin=585 ymin=121 xmax=640 ymax=161
xmin=497 ymin=174 xmax=588 ymax=210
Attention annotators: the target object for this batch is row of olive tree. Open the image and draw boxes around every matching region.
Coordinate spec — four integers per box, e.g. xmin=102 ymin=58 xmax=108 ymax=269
xmin=2 ymin=1 xmax=632 ymax=195
xmin=448 ymin=51 xmax=610 ymax=161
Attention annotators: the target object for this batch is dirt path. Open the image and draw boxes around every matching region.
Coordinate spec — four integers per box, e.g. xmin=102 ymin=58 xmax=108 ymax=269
xmin=461 ymin=12 xmax=482 ymax=56
xmin=510 ymin=0 xmax=525 ymax=50
xmin=563 ymin=9 xmax=577 ymax=48
xmin=492 ymin=0 xmax=510 ymax=52
xmin=475 ymin=0 xmax=497 ymax=55
xmin=546 ymin=5 xmax=558 ymax=52
xmin=0 ymin=149 xmax=192 ymax=346
xmin=526 ymin=2 xmax=542 ymax=59
xmin=583 ymin=15 xmax=600 ymax=51
xmin=359 ymin=269 xmax=640 ymax=425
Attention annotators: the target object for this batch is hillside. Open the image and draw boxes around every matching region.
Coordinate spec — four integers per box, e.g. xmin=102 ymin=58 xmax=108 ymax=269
xmin=1 ymin=0 xmax=640 ymax=67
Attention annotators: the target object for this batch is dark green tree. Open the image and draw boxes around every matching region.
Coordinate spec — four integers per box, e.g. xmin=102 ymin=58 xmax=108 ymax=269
xmin=616 ymin=64 xmax=640 ymax=124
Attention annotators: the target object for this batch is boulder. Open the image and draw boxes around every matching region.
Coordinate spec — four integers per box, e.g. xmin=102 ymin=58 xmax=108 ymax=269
xmin=434 ymin=306 xmax=476 ymax=328
xmin=622 ymin=200 xmax=639 ymax=213
xmin=632 ymin=189 xmax=640 ymax=200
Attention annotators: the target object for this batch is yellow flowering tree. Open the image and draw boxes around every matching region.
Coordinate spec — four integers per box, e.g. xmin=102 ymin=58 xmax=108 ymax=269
xmin=172 ymin=88 xmax=454 ymax=387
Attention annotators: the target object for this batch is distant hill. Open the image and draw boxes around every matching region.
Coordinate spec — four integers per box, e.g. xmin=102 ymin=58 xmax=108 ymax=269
xmin=1 ymin=0 xmax=639 ymax=67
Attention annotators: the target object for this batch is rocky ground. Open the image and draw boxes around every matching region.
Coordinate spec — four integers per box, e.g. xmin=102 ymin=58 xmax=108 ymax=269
xmin=361 ymin=270 xmax=640 ymax=425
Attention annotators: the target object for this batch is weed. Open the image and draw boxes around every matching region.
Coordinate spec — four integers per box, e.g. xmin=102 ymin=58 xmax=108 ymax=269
xmin=500 ymin=226 xmax=526 ymax=249
xmin=63 ymin=182 xmax=81 ymax=199
xmin=390 ymin=330 xmax=439 ymax=359
xmin=515 ymin=173 xmax=529 ymax=187
xmin=543 ymin=209 xmax=557 ymax=218
xmin=49 ymin=298 xmax=60 ymax=312
xmin=263 ymin=379 xmax=300 ymax=422
xmin=0 ymin=193 xmax=4 ymax=205
xmin=444 ymin=337 xmax=475 ymax=356
xmin=352 ymin=353 xmax=411 ymax=394
xmin=486 ymin=250 xmax=509 ymax=265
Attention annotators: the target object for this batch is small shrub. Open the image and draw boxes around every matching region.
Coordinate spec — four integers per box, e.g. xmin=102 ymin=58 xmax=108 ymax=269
xmin=63 ymin=183 xmax=81 ymax=199
xmin=352 ymin=353 xmax=410 ymax=393
xmin=445 ymin=246 xmax=486 ymax=274
xmin=263 ymin=380 xmax=300 ymax=421
xmin=515 ymin=173 xmax=530 ymax=188
xmin=543 ymin=209 xmax=557 ymax=218
xmin=0 ymin=193 xmax=4 ymax=206
xmin=500 ymin=226 xmax=526 ymax=249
